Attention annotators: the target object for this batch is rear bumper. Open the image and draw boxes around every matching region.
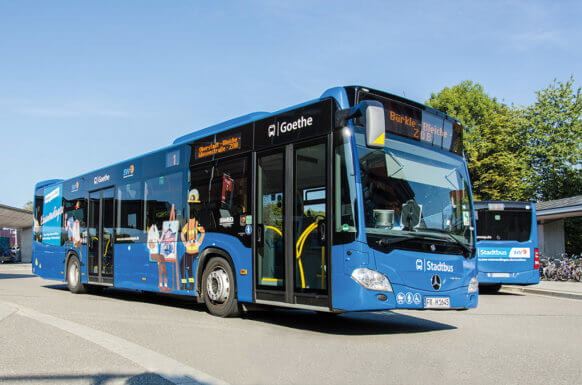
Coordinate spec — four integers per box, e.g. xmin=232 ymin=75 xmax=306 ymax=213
xmin=478 ymin=269 xmax=539 ymax=285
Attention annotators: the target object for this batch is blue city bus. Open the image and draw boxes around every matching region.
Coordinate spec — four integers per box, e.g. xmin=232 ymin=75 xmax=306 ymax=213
xmin=32 ymin=86 xmax=478 ymax=317
xmin=475 ymin=201 xmax=540 ymax=292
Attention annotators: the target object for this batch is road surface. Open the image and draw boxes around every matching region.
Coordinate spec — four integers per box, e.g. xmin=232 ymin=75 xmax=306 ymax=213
xmin=1 ymin=264 xmax=580 ymax=384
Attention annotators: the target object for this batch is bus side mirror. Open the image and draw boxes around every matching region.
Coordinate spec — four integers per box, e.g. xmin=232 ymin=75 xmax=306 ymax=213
xmin=336 ymin=100 xmax=385 ymax=148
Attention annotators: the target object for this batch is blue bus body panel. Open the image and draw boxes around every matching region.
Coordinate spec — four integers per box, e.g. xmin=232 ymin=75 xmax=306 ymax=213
xmin=477 ymin=203 xmax=539 ymax=285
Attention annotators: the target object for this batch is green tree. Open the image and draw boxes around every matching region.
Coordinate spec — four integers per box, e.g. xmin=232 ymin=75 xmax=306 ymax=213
xmin=23 ymin=201 xmax=33 ymax=211
xmin=523 ymin=76 xmax=582 ymax=201
xmin=426 ymin=81 xmax=529 ymax=201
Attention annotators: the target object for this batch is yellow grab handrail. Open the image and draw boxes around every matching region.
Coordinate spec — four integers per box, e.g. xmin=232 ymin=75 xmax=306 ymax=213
xmin=265 ymin=225 xmax=283 ymax=237
xmin=295 ymin=218 xmax=324 ymax=289
xmin=263 ymin=219 xmax=325 ymax=290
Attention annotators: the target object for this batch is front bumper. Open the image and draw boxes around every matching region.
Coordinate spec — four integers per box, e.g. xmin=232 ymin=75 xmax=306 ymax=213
xmin=333 ymin=277 xmax=478 ymax=311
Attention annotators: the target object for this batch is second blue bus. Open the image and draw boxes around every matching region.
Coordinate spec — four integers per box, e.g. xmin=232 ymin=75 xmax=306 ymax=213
xmin=475 ymin=201 xmax=540 ymax=292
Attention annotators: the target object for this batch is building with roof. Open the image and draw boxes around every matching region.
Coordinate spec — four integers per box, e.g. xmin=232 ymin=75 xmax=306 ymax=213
xmin=536 ymin=195 xmax=582 ymax=257
xmin=0 ymin=203 xmax=33 ymax=262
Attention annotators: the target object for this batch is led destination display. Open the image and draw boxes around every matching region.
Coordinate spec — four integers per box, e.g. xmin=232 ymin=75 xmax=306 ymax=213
xmin=359 ymin=90 xmax=463 ymax=154
xmin=195 ymin=133 xmax=242 ymax=160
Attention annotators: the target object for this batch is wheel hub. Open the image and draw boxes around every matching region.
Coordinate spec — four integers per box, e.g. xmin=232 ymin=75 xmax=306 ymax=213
xmin=206 ymin=267 xmax=230 ymax=303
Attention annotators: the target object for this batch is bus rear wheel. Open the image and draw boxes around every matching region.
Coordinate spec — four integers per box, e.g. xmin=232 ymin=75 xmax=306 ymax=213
xmin=202 ymin=256 xmax=240 ymax=317
xmin=67 ymin=256 xmax=86 ymax=294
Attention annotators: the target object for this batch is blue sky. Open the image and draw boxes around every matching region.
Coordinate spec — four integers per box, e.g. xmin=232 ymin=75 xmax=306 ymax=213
xmin=0 ymin=1 xmax=580 ymax=208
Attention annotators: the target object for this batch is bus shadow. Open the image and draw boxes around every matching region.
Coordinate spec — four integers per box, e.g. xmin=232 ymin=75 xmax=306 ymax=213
xmin=43 ymin=284 xmax=205 ymax=311
xmin=0 ymin=273 xmax=36 ymax=279
xmin=0 ymin=372 xmax=176 ymax=385
xmin=242 ymin=308 xmax=457 ymax=335
xmin=42 ymin=285 xmax=456 ymax=335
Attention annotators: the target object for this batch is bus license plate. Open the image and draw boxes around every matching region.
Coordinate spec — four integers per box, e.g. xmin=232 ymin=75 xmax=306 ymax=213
xmin=424 ymin=297 xmax=450 ymax=309
xmin=490 ymin=273 xmax=511 ymax=278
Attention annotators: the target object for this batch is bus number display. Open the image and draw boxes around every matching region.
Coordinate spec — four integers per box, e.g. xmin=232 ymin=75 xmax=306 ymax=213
xmin=195 ymin=133 xmax=242 ymax=160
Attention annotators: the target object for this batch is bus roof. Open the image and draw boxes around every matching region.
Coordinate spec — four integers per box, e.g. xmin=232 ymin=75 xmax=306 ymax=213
xmin=344 ymin=85 xmax=462 ymax=125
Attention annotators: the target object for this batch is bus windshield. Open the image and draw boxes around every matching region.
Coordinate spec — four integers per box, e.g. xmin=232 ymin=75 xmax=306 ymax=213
xmin=476 ymin=209 xmax=532 ymax=242
xmin=356 ymin=134 xmax=474 ymax=254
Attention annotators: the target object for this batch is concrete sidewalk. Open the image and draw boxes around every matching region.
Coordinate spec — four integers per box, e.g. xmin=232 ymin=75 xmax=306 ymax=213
xmin=501 ymin=280 xmax=582 ymax=300
xmin=0 ymin=263 xmax=32 ymax=272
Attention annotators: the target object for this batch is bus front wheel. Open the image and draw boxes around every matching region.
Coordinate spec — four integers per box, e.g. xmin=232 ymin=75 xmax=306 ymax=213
xmin=67 ymin=256 xmax=87 ymax=294
xmin=202 ymin=256 xmax=240 ymax=317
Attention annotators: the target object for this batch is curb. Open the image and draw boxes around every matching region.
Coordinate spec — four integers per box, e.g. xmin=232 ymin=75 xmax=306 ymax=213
xmin=500 ymin=285 xmax=582 ymax=301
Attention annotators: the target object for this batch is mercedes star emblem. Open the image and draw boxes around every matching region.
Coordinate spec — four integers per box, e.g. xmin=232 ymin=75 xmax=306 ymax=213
xmin=431 ymin=274 xmax=441 ymax=290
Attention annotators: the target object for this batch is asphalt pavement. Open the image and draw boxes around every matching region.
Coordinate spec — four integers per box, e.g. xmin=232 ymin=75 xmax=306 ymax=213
xmin=1 ymin=264 xmax=581 ymax=385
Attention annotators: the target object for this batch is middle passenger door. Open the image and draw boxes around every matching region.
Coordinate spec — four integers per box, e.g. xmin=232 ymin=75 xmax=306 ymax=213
xmin=254 ymin=138 xmax=330 ymax=309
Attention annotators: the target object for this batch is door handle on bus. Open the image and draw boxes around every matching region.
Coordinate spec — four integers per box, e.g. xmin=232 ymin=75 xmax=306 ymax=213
xmin=318 ymin=221 xmax=326 ymax=245
xmin=256 ymin=224 xmax=263 ymax=245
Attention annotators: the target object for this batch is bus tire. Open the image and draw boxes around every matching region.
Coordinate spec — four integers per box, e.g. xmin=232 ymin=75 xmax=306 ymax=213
xmin=67 ymin=256 xmax=86 ymax=294
xmin=202 ymin=256 xmax=240 ymax=317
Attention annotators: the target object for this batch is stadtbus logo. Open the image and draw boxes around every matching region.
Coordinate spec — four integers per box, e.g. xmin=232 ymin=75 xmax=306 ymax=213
xmin=478 ymin=249 xmax=507 ymax=257
xmin=71 ymin=181 xmax=79 ymax=193
xmin=415 ymin=258 xmax=453 ymax=273
xmin=268 ymin=115 xmax=314 ymax=138
xmin=426 ymin=260 xmax=454 ymax=273
xmin=123 ymin=164 xmax=135 ymax=179
xmin=94 ymin=174 xmax=111 ymax=185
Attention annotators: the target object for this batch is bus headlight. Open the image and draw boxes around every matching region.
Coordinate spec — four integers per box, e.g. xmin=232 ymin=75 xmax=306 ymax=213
xmin=351 ymin=268 xmax=393 ymax=292
xmin=468 ymin=276 xmax=478 ymax=293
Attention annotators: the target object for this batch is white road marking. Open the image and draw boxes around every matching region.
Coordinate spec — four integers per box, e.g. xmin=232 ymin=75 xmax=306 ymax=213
xmin=0 ymin=300 xmax=229 ymax=385
xmin=0 ymin=303 xmax=16 ymax=322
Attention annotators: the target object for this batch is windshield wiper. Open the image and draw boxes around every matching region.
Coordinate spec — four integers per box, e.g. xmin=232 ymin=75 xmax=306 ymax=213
xmin=375 ymin=232 xmax=445 ymax=248
xmin=415 ymin=228 xmax=475 ymax=258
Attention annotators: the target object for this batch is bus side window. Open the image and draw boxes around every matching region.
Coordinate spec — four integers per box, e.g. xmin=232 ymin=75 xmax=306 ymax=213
xmin=333 ymin=131 xmax=357 ymax=244
xmin=189 ymin=155 xmax=251 ymax=248
xmin=62 ymin=195 xmax=87 ymax=246
xmin=144 ymin=172 xmax=184 ymax=235
xmin=34 ymin=189 xmax=44 ymax=242
xmin=116 ymin=181 xmax=145 ymax=243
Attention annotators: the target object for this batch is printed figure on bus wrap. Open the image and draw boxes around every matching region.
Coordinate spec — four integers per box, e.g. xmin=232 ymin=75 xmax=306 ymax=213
xmin=180 ymin=189 xmax=205 ymax=290
xmin=64 ymin=213 xmax=83 ymax=259
xmin=147 ymin=224 xmax=170 ymax=292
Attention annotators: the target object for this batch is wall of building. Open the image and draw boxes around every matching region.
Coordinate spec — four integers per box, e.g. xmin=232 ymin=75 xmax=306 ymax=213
xmin=20 ymin=227 xmax=32 ymax=263
xmin=538 ymin=219 xmax=565 ymax=257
